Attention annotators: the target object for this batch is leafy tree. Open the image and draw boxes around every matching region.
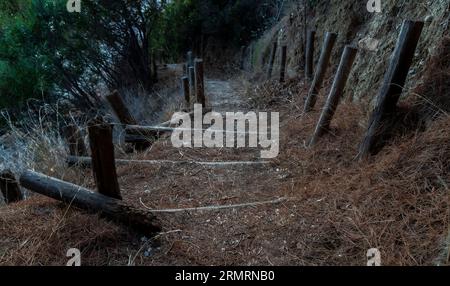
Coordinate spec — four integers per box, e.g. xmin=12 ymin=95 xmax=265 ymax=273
xmin=0 ymin=0 xmax=162 ymax=110
xmin=0 ymin=0 xmax=281 ymax=112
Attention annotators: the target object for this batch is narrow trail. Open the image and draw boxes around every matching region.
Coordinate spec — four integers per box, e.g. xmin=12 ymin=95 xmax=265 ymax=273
xmin=117 ymin=72 xmax=290 ymax=265
xmin=207 ymin=79 xmax=246 ymax=111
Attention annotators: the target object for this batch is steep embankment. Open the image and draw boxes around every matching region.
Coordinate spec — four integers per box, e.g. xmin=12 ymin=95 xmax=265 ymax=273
xmin=247 ymin=0 xmax=449 ymax=105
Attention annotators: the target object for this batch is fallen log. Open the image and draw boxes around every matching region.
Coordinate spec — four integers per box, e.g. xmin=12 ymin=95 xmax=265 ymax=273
xmin=18 ymin=170 xmax=161 ymax=236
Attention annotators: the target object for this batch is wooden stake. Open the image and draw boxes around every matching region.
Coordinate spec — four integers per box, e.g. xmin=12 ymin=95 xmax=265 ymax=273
xmin=303 ymin=32 xmax=338 ymax=112
xmin=310 ymin=46 xmax=358 ymax=146
xmin=280 ymin=45 xmax=288 ymax=83
xmin=187 ymin=51 xmax=194 ymax=68
xmin=106 ymin=90 xmax=138 ymax=125
xmin=18 ymin=169 xmax=161 ymax=236
xmin=188 ymin=66 xmax=195 ymax=97
xmin=303 ymin=0 xmax=308 ymax=69
xmin=194 ymin=59 xmax=206 ymax=107
xmin=182 ymin=76 xmax=190 ymax=107
xmin=305 ymin=30 xmax=316 ymax=81
xmin=88 ymin=117 xmax=122 ymax=200
xmin=358 ymin=21 xmax=424 ymax=159
xmin=267 ymin=41 xmax=278 ymax=80
xmin=0 ymin=171 xmax=24 ymax=204
xmin=63 ymin=124 xmax=87 ymax=157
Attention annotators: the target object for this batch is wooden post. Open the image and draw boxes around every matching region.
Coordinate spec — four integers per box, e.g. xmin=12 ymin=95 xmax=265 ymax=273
xmin=187 ymin=51 xmax=194 ymax=68
xmin=303 ymin=32 xmax=338 ymax=113
xmin=303 ymin=0 xmax=308 ymax=69
xmin=267 ymin=41 xmax=278 ymax=80
xmin=182 ymin=76 xmax=190 ymax=107
xmin=105 ymin=90 xmax=138 ymax=125
xmin=240 ymin=46 xmax=246 ymax=70
xmin=280 ymin=45 xmax=288 ymax=83
xmin=63 ymin=124 xmax=87 ymax=157
xmin=88 ymin=117 xmax=122 ymax=200
xmin=0 ymin=171 xmax=24 ymax=204
xmin=305 ymin=30 xmax=316 ymax=81
xmin=189 ymin=66 xmax=195 ymax=98
xmin=358 ymin=21 xmax=424 ymax=159
xmin=18 ymin=170 xmax=161 ymax=236
xmin=194 ymin=59 xmax=206 ymax=107
xmin=310 ymin=46 xmax=358 ymax=146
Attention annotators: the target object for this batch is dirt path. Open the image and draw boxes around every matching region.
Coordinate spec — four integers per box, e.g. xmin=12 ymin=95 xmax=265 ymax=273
xmin=115 ymin=74 xmax=291 ymax=265
xmin=207 ymin=79 xmax=246 ymax=111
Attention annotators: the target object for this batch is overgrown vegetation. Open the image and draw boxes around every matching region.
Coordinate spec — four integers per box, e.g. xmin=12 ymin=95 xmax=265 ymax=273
xmin=0 ymin=0 xmax=282 ymax=116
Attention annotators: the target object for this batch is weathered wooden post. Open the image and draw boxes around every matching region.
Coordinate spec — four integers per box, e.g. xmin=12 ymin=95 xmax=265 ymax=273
xmin=106 ymin=90 xmax=138 ymax=125
xmin=267 ymin=41 xmax=278 ymax=80
xmin=194 ymin=59 xmax=206 ymax=107
xmin=240 ymin=46 xmax=246 ymax=70
xmin=280 ymin=45 xmax=288 ymax=83
xmin=187 ymin=51 xmax=194 ymax=68
xmin=63 ymin=124 xmax=87 ymax=157
xmin=358 ymin=20 xmax=424 ymax=159
xmin=303 ymin=32 xmax=338 ymax=113
xmin=305 ymin=30 xmax=316 ymax=81
xmin=88 ymin=117 xmax=122 ymax=200
xmin=189 ymin=66 xmax=195 ymax=98
xmin=0 ymin=171 xmax=24 ymax=204
xmin=182 ymin=76 xmax=190 ymax=107
xmin=303 ymin=0 xmax=308 ymax=70
xmin=310 ymin=46 xmax=358 ymax=146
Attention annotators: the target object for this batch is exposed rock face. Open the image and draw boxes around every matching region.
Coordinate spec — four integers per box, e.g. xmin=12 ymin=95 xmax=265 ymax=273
xmin=248 ymin=0 xmax=449 ymax=108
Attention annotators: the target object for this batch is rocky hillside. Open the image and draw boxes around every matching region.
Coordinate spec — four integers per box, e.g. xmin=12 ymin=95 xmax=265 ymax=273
xmin=246 ymin=0 xmax=449 ymax=106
